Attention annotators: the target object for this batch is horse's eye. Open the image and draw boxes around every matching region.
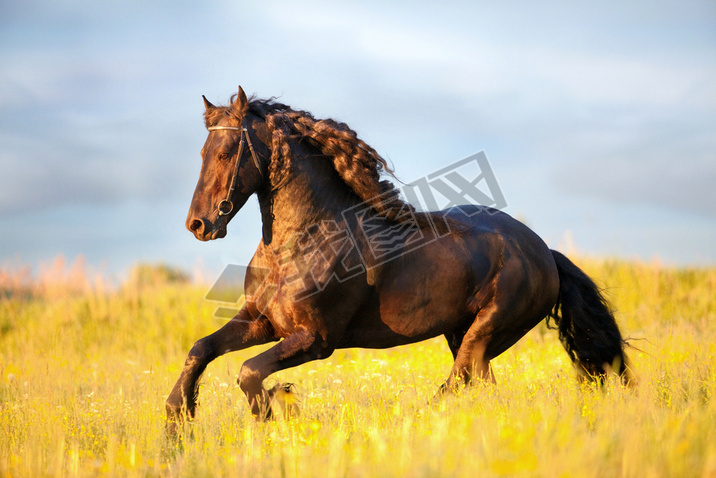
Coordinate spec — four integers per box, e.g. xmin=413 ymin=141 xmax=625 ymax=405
xmin=218 ymin=153 xmax=229 ymax=161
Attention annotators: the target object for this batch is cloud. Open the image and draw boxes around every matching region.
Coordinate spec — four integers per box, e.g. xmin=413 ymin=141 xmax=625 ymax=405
xmin=550 ymin=116 xmax=716 ymax=217
xmin=0 ymin=1 xmax=226 ymax=215
xmin=1 ymin=0 xmax=714 ymax=267
xmin=0 ymin=104 xmax=201 ymax=215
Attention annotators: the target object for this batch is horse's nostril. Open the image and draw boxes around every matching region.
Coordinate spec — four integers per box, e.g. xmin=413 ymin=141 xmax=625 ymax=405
xmin=189 ymin=219 xmax=203 ymax=232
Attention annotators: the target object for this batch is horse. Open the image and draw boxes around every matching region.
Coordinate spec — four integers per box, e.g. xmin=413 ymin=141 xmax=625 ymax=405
xmin=165 ymin=86 xmax=633 ymax=434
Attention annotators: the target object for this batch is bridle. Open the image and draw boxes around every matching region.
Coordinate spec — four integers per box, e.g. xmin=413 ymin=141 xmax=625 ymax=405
xmin=207 ymin=118 xmax=265 ymax=217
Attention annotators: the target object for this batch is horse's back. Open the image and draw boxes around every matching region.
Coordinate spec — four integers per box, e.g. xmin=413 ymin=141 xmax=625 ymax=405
xmin=438 ymin=204 xmax=559 ymax=300
xmin=341 ymin=205 xmax=558 ymax=348
xmin=438 ymin=205 xmax=557 ymax=273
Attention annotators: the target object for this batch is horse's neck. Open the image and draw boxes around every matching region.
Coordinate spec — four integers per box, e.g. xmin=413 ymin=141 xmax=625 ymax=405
xmin=257 ymin=153 xmax=362 ymax=247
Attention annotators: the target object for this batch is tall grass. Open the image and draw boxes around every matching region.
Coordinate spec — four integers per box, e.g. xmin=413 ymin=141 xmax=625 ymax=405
xmin=1 ymin=257 xmax=714 ymax=477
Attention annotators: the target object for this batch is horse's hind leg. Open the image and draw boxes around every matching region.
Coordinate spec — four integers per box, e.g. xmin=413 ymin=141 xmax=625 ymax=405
xmin=439 ymin=304 xmax=552 ymax=398
xmin=444 ymin=328 xmax=466 ymax=360
xmin=446 ymin=325 xmax=496 ymax=390
xmin=434 ymin=314 xmax=496 ymax=400
xmin=438 ymin=289 xmax=533 ymax=397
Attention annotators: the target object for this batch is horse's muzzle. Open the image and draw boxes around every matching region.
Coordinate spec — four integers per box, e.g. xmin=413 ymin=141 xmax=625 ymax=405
xmin=186 ymin=217 xmax=226 ymax=241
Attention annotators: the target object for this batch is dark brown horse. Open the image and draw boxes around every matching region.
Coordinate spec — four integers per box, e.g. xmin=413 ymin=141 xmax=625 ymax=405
xmin=166 ymin=86 xmax=632 ymax=433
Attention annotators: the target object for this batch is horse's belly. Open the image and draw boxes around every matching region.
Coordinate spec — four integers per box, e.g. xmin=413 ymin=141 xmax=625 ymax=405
xmin=339 ymin=251 xmax=476 ymax=349
xmin=338 ymin=300 xmax=467 ymax=349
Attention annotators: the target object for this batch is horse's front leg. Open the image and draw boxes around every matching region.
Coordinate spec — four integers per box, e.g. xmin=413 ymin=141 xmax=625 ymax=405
xmin=165 ymin=307 xmax=277 ymax=437
xmin=238 ymin=328 xmax=333 ymax=419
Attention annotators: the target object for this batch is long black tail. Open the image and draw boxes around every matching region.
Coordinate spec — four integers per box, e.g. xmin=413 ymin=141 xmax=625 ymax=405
xmin=549 ymin=250 xmax=634 ymax=384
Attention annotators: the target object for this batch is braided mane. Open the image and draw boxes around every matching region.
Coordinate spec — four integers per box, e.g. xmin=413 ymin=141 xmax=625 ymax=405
xmin=245 ymin=98 xmax=421 ymax=225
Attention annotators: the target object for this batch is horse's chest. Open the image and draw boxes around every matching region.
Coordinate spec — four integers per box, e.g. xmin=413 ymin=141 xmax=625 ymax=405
xmin=248 ymin=229 xmax=365 ymax=335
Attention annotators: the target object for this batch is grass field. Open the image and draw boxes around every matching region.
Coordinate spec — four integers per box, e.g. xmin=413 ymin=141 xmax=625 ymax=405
xmin=1 ymin=256 xmax=715 ymax=477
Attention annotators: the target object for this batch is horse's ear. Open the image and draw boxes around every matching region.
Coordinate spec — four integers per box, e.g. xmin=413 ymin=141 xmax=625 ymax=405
xmin=203 ymin=95 xmax=215 ymax=111
xmin=234 ymin=86 xmax=248 ymax=111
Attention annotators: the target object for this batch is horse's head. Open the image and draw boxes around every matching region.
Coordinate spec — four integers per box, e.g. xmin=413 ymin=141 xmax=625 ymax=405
xmin=186 ymin=86 xmax=266 ymax=241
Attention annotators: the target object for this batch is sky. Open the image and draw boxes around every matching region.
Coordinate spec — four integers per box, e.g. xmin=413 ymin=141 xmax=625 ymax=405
xmin=1 ymin=0 xmax=715 ymax=279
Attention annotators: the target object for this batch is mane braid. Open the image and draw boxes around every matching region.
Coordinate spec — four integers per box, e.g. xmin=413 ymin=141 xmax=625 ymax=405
xmin=249 ymin=98 xmax=428 ymax=227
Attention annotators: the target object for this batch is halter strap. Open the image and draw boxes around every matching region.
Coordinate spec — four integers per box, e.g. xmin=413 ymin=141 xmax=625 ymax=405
xmin=207 ymin=126 xmax=242 ymax=131
xmin=208 ymin=120 xmax=266 ymax=216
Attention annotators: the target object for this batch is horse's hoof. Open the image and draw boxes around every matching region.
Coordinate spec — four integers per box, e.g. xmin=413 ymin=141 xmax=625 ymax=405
xmin=165 ymin=406 xmax=184 ymax=440
xmin=165 ymin=400 xmax=197 ymax=440
xmin=267 ymin=383 xmax=300 ymax=420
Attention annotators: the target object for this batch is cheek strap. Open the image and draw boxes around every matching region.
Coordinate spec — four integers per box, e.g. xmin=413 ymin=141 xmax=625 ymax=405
xmin=207 ymin=120 xmax=266 ymax=217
